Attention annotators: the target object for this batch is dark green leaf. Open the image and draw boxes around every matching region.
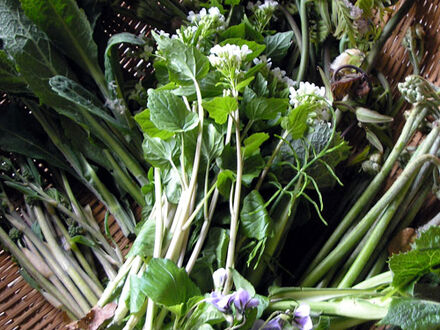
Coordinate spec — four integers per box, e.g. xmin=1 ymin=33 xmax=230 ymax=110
xmin=219 ymin=23 xmax=246 ymax=40
xmin=216 ymin=170 xmax=236 ymax=198
xmin=243 ymin=15 xmax=264 ymax=42
xmin=264 ymin=31 xmax=294 ymax=62
xmin=242 ymin=153 xmax=265 ymax=185
xmin=202 ymin=96 xmax=237 ymax=124
xmin=142 ymin=258 xmax=201 ymax=315
xmin=379 ymin=298 xmax=440 ymax=330
xmin=236 ymin=76 xmax=255 ymax=92
xmin=127 ymin=219 xmax=156 ymax=258
xmin=202 ymin=227 xmax=230 ymax=269
xmin=390 ymin=226 xmax=440 ymax=294
xmin=240 ymin=190 xmax=271 ymax=240
xmin=219 ymin=38 xmax=266 ymax=62
xmin=49 ymin=75 xmax=127 ymax=131
xmin=134 ymin=109 xmax=174 ymax=140
xmin=281 ymin=103 xmax=317 ymax=139
xmin=142 ymin=135 xmax=179 ymax=169
xmin=243 ymin=133 xmax=269 ymax=158
xmin=253 ymin=73 xmax=269 ymax=97
xmin=147 ymin=89 xmax=199 ymax=132
xmin=19 ymin=0 xmax=100 ymax=76
xmin=0 ymin=50 xmax=29 ymax=94
xmin=245 ymin=97 xmax=289 ymax=121
xmin=184 ymin=301 xmax=223 ymax=330
xmin=202 ymin=124 xmax=225 ymax=163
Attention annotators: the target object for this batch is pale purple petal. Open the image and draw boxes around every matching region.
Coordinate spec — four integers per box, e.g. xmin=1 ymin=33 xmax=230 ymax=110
xmin=294 ymin=304 xmax=313 ymax=330
xmin=295 ymin=304 xmax=310 ymax=317
xmin=251 ymin=317 xmax=284 ymax=330
xmin=207 ymin=292 xmax=235 ymax=314
xmin=233 ymin=288 xmax=251 ymax=312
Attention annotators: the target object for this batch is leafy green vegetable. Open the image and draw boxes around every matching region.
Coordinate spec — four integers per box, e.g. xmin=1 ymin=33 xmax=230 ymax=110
xmin=243 ymin=133 xmax=269 ymax=158
xmin=0 ymin=51 xmax=29 ymax=94
xmin=240 ymin=190 xmax=271 ymax=240
xmin=141 ymin=258 xmax=201 ymax=315
xmin=379 ymin=298 xmax=440 ymax=330
xmin=142 ymin=135 xmax=179 ymax=169
xmin=127 ymin=220 xmax=156 ymax=258
xmin=281 ymin=103 xmax=318 ymax=139
xmin=390 ymin=226 xmax=440 ymax=293
xmin=134 ymin=109 xmax=175 ymax=140
xmin=147 ymin=89 xmax=199 ymax=132
xmin=245 ymin=97 xmax=289 ymax=121
xmin=202 ymin=96 xmax=238 ymax=124
xmin=264 ymin=31 xmax=294 ymax=62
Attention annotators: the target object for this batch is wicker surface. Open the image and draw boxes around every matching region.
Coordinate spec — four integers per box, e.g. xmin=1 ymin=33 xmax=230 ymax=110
xmin=1 ymin=0 xmax=440 ymax=328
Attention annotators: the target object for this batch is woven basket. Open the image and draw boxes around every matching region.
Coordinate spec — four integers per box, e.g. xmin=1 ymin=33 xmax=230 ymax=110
xmin=1 ymin=0 xmax=440 ymax=328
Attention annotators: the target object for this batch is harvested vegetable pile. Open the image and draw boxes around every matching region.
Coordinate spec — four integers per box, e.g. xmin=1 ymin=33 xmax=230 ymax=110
xmin=1 ymin=0 xmax=440 ymax=329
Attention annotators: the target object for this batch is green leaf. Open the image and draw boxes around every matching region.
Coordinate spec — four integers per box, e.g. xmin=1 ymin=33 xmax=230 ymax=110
xmin=236 ymin=76 xmax=255 ymax=92
xmin=216 ymin=170 xmax=236 ymax=198
xmin=0 ymin=50 xmax=29 ymax=94
xmin=253 ymin=73 xmax=269 ymax=97
xmin=240 ymin=190 xmax=271 ymax=240
xmin=243 ymin=133 xmax=269 ymax=158
xmin=0 ymin=0 xmax=76 ymax=109
xmin=161 ymin=39 xmax=210 ymax=85
xmin=243 ymin=15 xmax=264 ymax=42
xmin=202 ymin=96 xmax=237 ymax=124
xmin=49 ymin=76 xmax=127 ymax=131
xmin=202 ymin=124 xmax=225 ymax=163
xmin=142 ymin=258 xmax=201 ymax=315
xmin=147 ymin=89 xmax=199 ymax=132
xmin=245 ymin=97 xmax=289 ymax=121
xmin=130 ymin=274 xmax=148 ymax=313
xmin=355 ymin=107 xmax=393 ymax=124
xmin=0 ymin=103 xmax=69 ymax=171
xmin=184 ymin=301 xmax=223 ymax=330
xmin=70 ymin=235 xmax=96 ymax=248
xmin=104 ymin=32 xmax=144 ymax=87
xmin=134 ymin=109 xmax=174 ymax=140
xmin=127 ymin=219 xmax=155 ymax=258
xmin=142 ymin=135 xmax=179 ymax=169
xmin=219 ymin=38 xmax=266 ymax=61
xmin=202 ymin=227 xmax=229 ymax=269
xmin=379 ymin=298 xmax=440 ymax=330
xmin=19 ymin=0 xmax=101 ymax=76
xmin=242 ymin=153 xmax=265 ymax=185
xmin=281 ymin=103 xmax=317 ymax=139
xmin=219 ymin=23 xmax=246 ymax=40
xmin=230 ymin=268 xmax=256 ymax=296
xmin=264 ymin=31 xmax=294 ymax=62
xmin=390 ymin=226 xmax=440 ymax=294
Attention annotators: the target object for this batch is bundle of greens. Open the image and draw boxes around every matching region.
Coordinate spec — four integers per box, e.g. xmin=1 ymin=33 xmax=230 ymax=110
xmin=2 ymin=0 xmax=440 ymax=329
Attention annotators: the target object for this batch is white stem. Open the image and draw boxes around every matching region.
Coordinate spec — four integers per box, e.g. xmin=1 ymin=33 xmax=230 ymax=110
xmin=154 ymin=168 xmax=163 ymax=258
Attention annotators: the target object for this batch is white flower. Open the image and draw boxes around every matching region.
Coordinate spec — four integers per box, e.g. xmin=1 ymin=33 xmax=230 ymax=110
xmin=259 ymin=0 xmax=278 ymax=11
xmin=271 ymin=67 xmax=286 ymax=81
xmin=157 ymin=29 xmax=170 ymax=38
xmin=289 ymin=82 xmax=326 ymax=108
xmin=212 ymin=268 xmax=227 ymax=291
xmin=187 ymin=11 xmax=197 ymax=22
xmin=330 ymin=48 xmax=365 ymax=72
xmin=282 ymin=76 xmax=296 ymax=87
xmin=209 ymin=44 xmax=252 ymax=70
xmin=186 ymin=6 xmax=226 ymax=31
xmin=253 ymin=55 xmax=272 ymax=69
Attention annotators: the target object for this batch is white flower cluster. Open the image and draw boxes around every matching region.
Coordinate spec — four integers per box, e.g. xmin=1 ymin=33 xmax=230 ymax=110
xmin=289 ymin=82 xmax=326 ymax=108
xmin=253 ymin=55 xmax=272 ymax=69
xmin=187 ymin=7 xmax=226 ymax=30
xmin=272 ymin=67 xmax=295 ymax=87
xmin=247 ymin=0 xmax=278 ymax=12
xmin=208 ymin=44 xmax=252 ymax=73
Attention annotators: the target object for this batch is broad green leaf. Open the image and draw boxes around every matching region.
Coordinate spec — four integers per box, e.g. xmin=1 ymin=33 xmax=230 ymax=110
xmin=216 ymin=170 xmax=236 ymax=198
xmin=202 ymin=96 xmax=237 ymax=124
xmin=243 ymin=133 xmax=269 ymax=158
xmin=127 ymin=219 xmax=156 ymax=258
xmin=104 ymin=32 xmax=144 ymax=87
xmin=242 ymin=153 xmax=265 ymax=185
xmin=130 ymin=274 xmax=148 ymax=313
xmin=19 ymin=0 xmax=101 ymax=77
xmin=184 ymin=301 xmax=223 ymax=330
xmin=70 ymin=235 xmax=96 ymax=248
xmin=236 ymin=76 xmax=255 ymax=92
xmin=231 ymin=268 xmax=256 ymax=296
xmin=201 ymin=124 xmax=225 ymax=163
xmin=219 ymin=23 xmax=246 ymax=40
xmin=142 ymin=135 xmax=179 ymax=169
xmin=245 ymin=97 xmax=289 ymax=121
xmin=49 ymin=75 xmax=127 ymax=131
xmin=379 ymin=298 xmax=440 ymax=330
xmin=219 ymin=38 xmax=266 ymax=62
xmin=390 ymin=226 xmax=440 ymax=293
xmin=142 ymin=258 xmax=201 ymax=314
xmin=0 ymin=103 xmax=69 ymax=171
xmin=0 ymin=50 xmax=29 ymax=94
xmin=240 ymin=190 xmax=271 ymax=240
xmin=253 ymin=73 xmax=269 ymax=97
xmin=264 ymin=31 xmax=294 ymax=62
xmin=134 ymin=109 xmax=174 ymax=140
xmin=163 ymin=39 xmax=210 ymax=85
xmin=147 ymin=89 xmax=199 ymax=132
xmin=0 ymin=0 xmax=76 ymax=109
xmin=202 ymin=227 xmax=230 ymax=269
xmin=281 ymin=103 xmax=318 ymax=139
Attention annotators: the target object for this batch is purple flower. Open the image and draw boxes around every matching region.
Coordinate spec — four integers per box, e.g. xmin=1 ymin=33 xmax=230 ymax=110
xmin=207 ymin=291 xmax=235 ymax=314
xmin=293 ymin=304 xmax=313 ymax=330
xmin=252 ymin=317 xmax=284 ymax=330
xmin=233 ymin=288 xmax=259 ymax=313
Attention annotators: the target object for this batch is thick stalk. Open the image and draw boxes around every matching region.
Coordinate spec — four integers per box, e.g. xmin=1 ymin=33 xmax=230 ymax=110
xmin=301 ymin=153 xmax=440 ymax=287
xmin=303 ymin=106 xmax=427 ymax=277
xmin=34 ymin=206 xmax=98 ymax=305
xmin=279 ymin=5 xmax=302 ymax=49
xmin=296 ymin=0 xmax=309 ymax=82
xmin=0 ymin=227 xmax=81 ymax=319
xmin=366 ymin=0 xmax=416 ymax=73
